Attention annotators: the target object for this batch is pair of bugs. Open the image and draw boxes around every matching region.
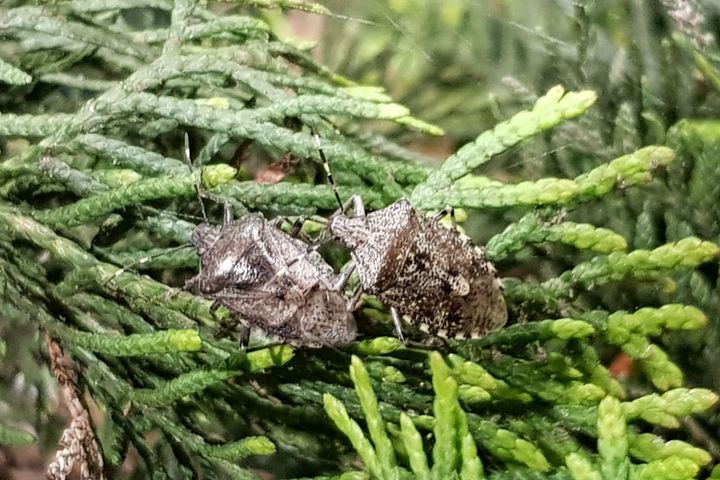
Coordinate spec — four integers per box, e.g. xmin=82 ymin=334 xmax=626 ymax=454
xmin=182 ymin=130 xmax=508 ymax=347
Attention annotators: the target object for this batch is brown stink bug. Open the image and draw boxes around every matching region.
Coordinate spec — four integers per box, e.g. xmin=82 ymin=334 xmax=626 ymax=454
xmin=313 ymin=132 xmax=508 ymax=340
xmin=105 ymin=133 xmax=357 ymax=347
xmin=185 ymin=205 xmax=357 ymax=348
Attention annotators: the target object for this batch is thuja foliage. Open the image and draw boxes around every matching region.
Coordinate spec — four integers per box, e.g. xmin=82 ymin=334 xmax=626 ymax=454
xmin=0 ymin=1 xmax=719 ymax=479
xmin=326 ymin=354 xmax=717 ymax=480
xmin=318 ymin=0 xmax=720 ymax=141
xmin=323 ymin=0 xmax=720 ymax=440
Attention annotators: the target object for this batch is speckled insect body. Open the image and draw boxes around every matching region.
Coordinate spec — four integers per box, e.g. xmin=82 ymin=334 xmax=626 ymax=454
xmin=185 ymin=211 xmax=356 ymax=347
xmin=328 ymin=196 xmax=508 ymax=339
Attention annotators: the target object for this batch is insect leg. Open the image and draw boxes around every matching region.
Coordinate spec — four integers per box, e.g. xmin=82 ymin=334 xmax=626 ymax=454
xmin=347 ymin=284 xmax=364 ymax=311
xmin=348 ymin=194 xmax=367 ymax=219
xmin=209 ymin=300 xmax=251 ymax=346
xmin=102 ymin=244 xmax=193 ymax=286
xmin=270 ymin=216 xmax=288 ymax=229
xmin=288 ymin=217 xmax=305 ymax=237
xmin=212 ymin=301 xmax=235 ymax=334
xmin=271 ymin=216 xmax=314 ymax=243
xmin=311 ymin=258 xmax=355 ymax=292
xmin=333 ymin=261 xmax=356 ymax=291
xmin=433 ymin=205 xmax=457 ymax=230
xmin=245 ymin=341 xmax=288 ymax=352
xmin=222 ymin=202 xmax=234 ymax=226
xmin=390 ymin=307 xmax=406 ymax=343
xmin=237 ymin=325 xmax=251 ymax=351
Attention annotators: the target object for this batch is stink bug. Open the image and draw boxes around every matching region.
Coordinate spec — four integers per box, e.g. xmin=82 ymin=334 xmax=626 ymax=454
xmin=313 ymin=131 xmax=508 ymax=340
xmin=185 ymin=204 xmax=358 ymax=348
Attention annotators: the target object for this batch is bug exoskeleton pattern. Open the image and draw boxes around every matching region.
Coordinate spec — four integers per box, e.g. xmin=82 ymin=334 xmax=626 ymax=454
xmin=185 ymin=204 xmax=357 ymax=348
xmin=311 ymin=130 xmax=507 ymax=340
xmin=101 ymin=133 xmax=356 ymax=347
xmin=327 ymin=196 xmax=507 ymax=340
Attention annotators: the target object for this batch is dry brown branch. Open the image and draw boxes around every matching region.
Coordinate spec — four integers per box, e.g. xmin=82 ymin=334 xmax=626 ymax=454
xmin=45 ymin=335 xmax=106 ymax=480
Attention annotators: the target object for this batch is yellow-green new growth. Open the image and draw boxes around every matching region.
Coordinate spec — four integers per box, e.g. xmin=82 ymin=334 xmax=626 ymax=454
xmin=429 ymin=352 xmax=490 ymax=479
xmin=623 ymin=388 xmax=719 ymax=429
xmin=447 ymin=354 xmax=532 ymax=403
xmin=132 ymin=369 xmax=239 ymax=407
xmin=202 ymin=163 xmax=237 ymax=188
xmin=56 ymin=328 xmax=201 ymax=357
xmin=412 ymin=85 xmax=597 ymax=202
xmin=246 ymin=345 xmax=295 ymax=370
xmin=147 ymin=409 xmax=276 ymax=462
xmin=551 ymin=237 xmax=720 ymax=294
xmin=629 ymin=434 xmax=712 ymax=467
xmin=633 ymin=457 xmax=700 ymax=480
xmin=421 ymin=145 xmax=674 ymax=210
xmin=130 ymin=346 xmax=293 ymax=407
xmin=91 ymin=168 xmax=142 ymax=187
xmin=323 ymin=393 xmax=383 ymax=480
xmin=487 ymin=213 xmax=628 ymax=261
xmin=353 ymin=336 xmax=405 ymax=356
xmin=584 ymin=305 xmax=711 ymax=390
xmin=456 ymin=405 xmax=483 ymax=480
xmin=597 ymin=396 xmax=630 ymax=480
xmin=547 ymin=222 xmax=628 ymax=253
xmin=3 ymin=1 xmax=720 ymax=476
xmin=350 ymin=356 xmax=398 ymax=479
xmin=490 ymin=428 xmax=550 ymax=472
xmin=565 ymin=452 xmax=601 ymax=480
xmin=430 ymin=352 xmax=462 ymax=479
xmin=205 ymin=436 xmax=277 ymax=460
xmin=33 ymin=164 xmax=237 ymax=229
xmin=324 ymin=355 xmax=495 ymax=479
xmin=467 ymin=318 xmax=595 ymax=348
xmin=399 ymin=413 xmax=430 ymax=480
xmin=457 ymin=385 xmax=492 ymax=405
xmin=607 ymin=305 xmax=707 ymax=337
xmin=615 ymin=334 xmax=683 ymax=390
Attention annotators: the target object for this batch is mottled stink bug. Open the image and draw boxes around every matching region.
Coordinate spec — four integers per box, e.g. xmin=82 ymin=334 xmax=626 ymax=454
xmin=110 ymin=133 xmax=357 ymax=348
xmin=185 ymin=205 xmax=357 ymax=347
xmin=313 ymin=132 xmax=508 ymax=340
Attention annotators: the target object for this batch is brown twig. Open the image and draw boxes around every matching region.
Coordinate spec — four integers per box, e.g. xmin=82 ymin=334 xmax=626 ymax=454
xmin=45 ymin=335 xmax=106 ymax=480
xmin=681 ymin=416 xmax=720 ymax=461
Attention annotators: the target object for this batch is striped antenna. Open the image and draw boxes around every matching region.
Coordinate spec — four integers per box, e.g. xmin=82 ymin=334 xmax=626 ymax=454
xmin=183 ymin=132 xmax=208 ymax=223
xmin=311 ymin=127 xmax=343 ymax=210
xmin=103 ymin=133 xmax=207 ymax=285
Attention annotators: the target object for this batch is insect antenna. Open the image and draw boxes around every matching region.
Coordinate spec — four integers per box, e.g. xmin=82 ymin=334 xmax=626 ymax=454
xmin=184 ymin=132 xmax=209 ymax=223
xmin=102 ymin=133 xmax=209 ymax=285
xmin=100 ymin=244 xmax=195 ymax=283
xmin=311 ymin=127 xmax=344 ymax=211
